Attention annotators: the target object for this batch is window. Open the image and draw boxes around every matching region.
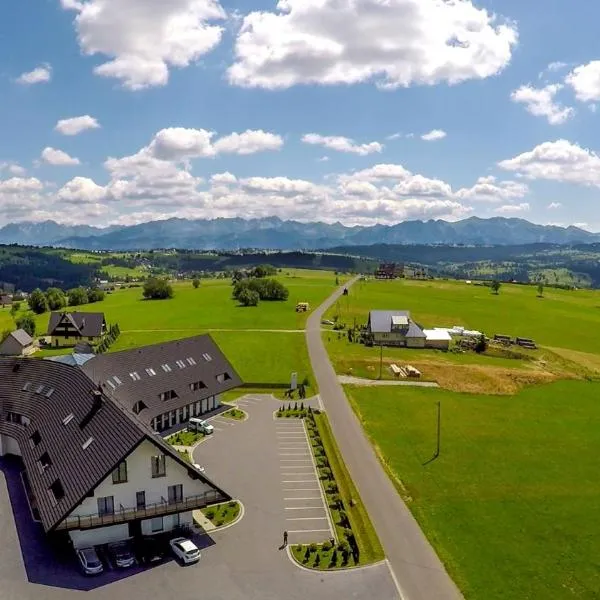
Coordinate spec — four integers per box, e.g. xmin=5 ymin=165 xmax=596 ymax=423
xmin=151 ymin=517 xmax=163 ymax=532
xmin=44 ymin=387 xmax=55 ymax=398
xmin=189 ymin=381 xmax=207 ymax=391
xmin=175 ymin=360 xmax=186 ymax=369
xmin=158 ymin=390 xmax=178 ymax=401
xmin=136 ymin=491 xmax=146 ymax=510
xmin=113 ymin=375 xmax=122 ymax=385
xmin=216 ymin=372 xmax=231 ymax=384
xmin=168 ymin=484 xmax=183 ymax=504
xmin=133 ymin=401 xmax=148 ymax=415
xmin=202 ymin=353 xmax=212 ymax=362
xmin=161 ymin=363 xmax=172 ymax=372
xmin=35 ymin=384 xmax=44 ymax=394
xmin=97 ymin=496 xmax=114 ymax=516
xmin=186 ymin=357 xmax=197 ymax=365
xmin=112 ymin=461 xmax=127 ymax=484
xmin=49 ymin=480 xmax=65 ymax=504
xmin=38 ymin=452 xmax=52 ymax=472
xmin=22 ymin=382 xmax=32 ymax=391
xmin=62 ymin=413 xmax=74 ymax=426
xmin=145 ymin=367 xmax=156 ymax=377
xmin=151 ymin=455 xmax=166 ymax=478
xmin=129 ymin=371 xmax=141 ymax=381
xmin=29 ymin=431 xmax=41 ymax=447
xmin=82 ymin=437 xmax=94 ymax=450
xmin=106 ymin=379 xmax=116 ymax=390
xmin=6 ymin=412 xmax=24 ymax=425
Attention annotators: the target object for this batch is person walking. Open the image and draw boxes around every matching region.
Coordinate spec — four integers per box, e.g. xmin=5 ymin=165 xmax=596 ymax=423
xmin=283 ymin=530 xmax=288 ymax=547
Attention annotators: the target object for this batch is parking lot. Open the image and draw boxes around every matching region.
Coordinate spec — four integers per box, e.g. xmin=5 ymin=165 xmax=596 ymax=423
xmin=0 ymin=394 xmax=400 ymax=600
xmin=275 ymin=418 xmax=334 ymax=544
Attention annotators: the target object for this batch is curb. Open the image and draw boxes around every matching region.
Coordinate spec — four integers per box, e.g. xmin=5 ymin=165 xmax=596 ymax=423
xmin=221 ymin=403 xmax=250 ymax=422
xmin=285 ymin=545 xmax=388 ymax=574
xmin=208 ymin=499 xmax=245 ymax=532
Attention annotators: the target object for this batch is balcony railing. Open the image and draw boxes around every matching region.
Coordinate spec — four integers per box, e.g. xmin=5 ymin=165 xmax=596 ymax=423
xmin=55 ymin=489 xmax=226 ymax=531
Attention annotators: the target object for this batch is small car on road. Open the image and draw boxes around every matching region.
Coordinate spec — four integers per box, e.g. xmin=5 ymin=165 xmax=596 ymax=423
xmin=188 ymin=418 xmax=214 ymax=435
xmin=169 ymin=537 xmax=201 ymax=564
xmin=77 ymin=547 xmax=104 ymax=575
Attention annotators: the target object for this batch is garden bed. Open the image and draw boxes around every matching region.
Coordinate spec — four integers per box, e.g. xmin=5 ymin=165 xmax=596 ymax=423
xmin=166 ymin=429 xmax=204 ymax=446
xmin=222 ymin=407 xmax=246 ymax=420
xmin=201 ymin=500 xmax=241 ymax=527
xmin=276 ymin=402 xmax=309 ymax=418
xmin=291 ymin=540 xmax=357 ymax=570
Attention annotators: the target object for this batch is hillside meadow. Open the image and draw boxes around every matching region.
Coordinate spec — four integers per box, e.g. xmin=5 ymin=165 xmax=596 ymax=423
xmin=348 ymin=381 xmax=600 ymax=600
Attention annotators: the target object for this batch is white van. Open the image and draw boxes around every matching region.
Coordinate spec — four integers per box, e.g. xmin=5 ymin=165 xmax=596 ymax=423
xmin=188 ymin=418 xmax=214 ymax=435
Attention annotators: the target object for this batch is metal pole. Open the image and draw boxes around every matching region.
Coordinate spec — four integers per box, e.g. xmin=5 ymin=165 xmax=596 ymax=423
xmin=436 ymin=401 xmax=441 ymax=457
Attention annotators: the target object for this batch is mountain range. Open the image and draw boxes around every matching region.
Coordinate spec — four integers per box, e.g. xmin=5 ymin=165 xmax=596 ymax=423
xmin=0 ymin=217 xmax=598 ymax=250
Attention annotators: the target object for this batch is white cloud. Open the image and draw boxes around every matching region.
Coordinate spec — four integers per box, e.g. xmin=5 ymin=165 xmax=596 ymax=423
xmin=421 ymin=129 xmax=447 ymax=141
xmin=510 ymin=84 xmax=574 ymax=124
xmin=55 ymin=115 xmax=101 ymax=136
xmin=41 ymin=147 xmax=81 ymax=166
xmin=498 ymin=139 xmax=600 ymax=187
xmin=16 ymin=64 xmax=52 ymax=85
xmin=57 ymin=177 xmax=107 ymax=204
xmin=318 ymin=156 xmax=330 ymax=162
xmin=0 ymin=177 xmax=44 ymax=193
xmin=0 ymin=163 xmax=26 ymax=176
xmin=210 ymin=172 xmax=237 ymax=184
xmin=455 ymin=176 xmax=529 ymax=203
xmin=61 ymin=0 xmax=226 ymax=90
xmin=566 ymin=61 xmax=600 ymax=102
xmin=386 ymin=132 xmax=410 ymax=141
xmin=239 ymin=176 xmax=318 ymax=196
xmin=547 ymin=202 xmax=562 ymax=209
xmin=228 ymin=0 xmax=517 ymax=90
xmin=212 ymin=130 xmax=284 ymax=155
xmin=494 ymin=203 xmax=530 ymax=214
xmin=302 ymin=133 xmax=383 ymax=156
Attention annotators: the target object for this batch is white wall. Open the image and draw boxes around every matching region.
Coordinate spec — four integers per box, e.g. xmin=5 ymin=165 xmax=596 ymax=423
xmin=69 ymin=524 xmax=129 ymax=549
xmin=65 ymin=439 xmax=215 ymax=520
xmin=0 ymin=435 xmax=22 ymax=457
xmin=140 ymin=511 xmax=192 ymax=536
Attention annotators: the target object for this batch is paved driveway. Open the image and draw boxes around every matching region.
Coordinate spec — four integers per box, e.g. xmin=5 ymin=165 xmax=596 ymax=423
xmin=0 ymin=394 xmax=400 ymax=600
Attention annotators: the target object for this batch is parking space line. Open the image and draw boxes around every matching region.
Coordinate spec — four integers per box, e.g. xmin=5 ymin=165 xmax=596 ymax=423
xmin=279 ymin=459 xmax=312 ymax=462
xmin=279 ymin=465 xmax=312 ymax=468
xmin=282 ymin=479 xmax=317 ymax=483
xmin=278 ymin=452 xmax=309 ymax=456
xmin=213 ymin=419 xmax=235 ymax=426
xmin=285 ymin=506 xmax=326 ymax=510
xmin=284 ymin=497 xmax=321 ymax=500
xmin=286 ymin=517 xmax=328 ymax=521
xmin=287 ymin=529 xmax=330 ymax=533
xmin=282 ymin=487 xmax=320 ymax=491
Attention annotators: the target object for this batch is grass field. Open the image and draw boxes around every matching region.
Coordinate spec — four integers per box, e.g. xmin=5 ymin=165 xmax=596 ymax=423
xmin=327 ymin=278 xmax=600 ymax=355
xmin=348 ymin=381 xmax=600 ymax=599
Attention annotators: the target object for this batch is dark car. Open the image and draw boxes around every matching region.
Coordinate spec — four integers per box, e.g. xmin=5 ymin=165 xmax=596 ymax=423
xmin=76 ymin=547 xmax=104 ymax=575
xmin=137 ymin=537 xmax=165 ymax=565
xmin=107 ymin=541 xmax=136 ymax=568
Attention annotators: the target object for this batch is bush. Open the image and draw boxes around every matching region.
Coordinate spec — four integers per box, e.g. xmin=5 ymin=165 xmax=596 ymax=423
xmin=68 ymin=286 xmax=89 ymax=306
xmin=16 ymin=312 xmax=36 ymax=337
xmin=232 ymin=278 xmax=289 ymax=302
xmin=228 ymin=501 xmax=237 ymax=509
xmin=27 ymin=288 xmax=48 ymax=314
xmin=308 ymin=543 xmax=318 ymax=553
xmin=330 ymin=549 xmax=338 ymax=567
xmin=216 ymin=519 xmax=224 ymax=527
xmin=143 ymin=277 xmax=173 ymax=300
xmin=322 ymin=540 xmax=332 ymax=552
xmin=205 ymin=509 xmax=215 ymax=519
xmin=237 ymin=287 xmax=260 ymax=307
xmin=314 ymin=553 xmax=321 ymax=567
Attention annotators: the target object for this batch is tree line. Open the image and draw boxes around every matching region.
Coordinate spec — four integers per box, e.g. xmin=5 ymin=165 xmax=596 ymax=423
xmin=27 ymin=286 xmax=105 ymax=315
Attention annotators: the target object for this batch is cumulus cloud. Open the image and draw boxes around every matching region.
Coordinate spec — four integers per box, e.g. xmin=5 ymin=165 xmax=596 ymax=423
xmin=302 ymin=134 xmax=383 ymax=156
xmin=498 ymin=139 xmax=600 ymax=187
xmin=0 ymin=163 xmax=26 ymax=176
xmin=16 ymin=64 xmax=52 ymax=85
xmin=213 ymin=130 xmax=284 ymax=155
xmin=61 ymin=0 xmax=226 ymax=90
xmin=228 ymin=0 xmax=517 ymax=90
xmin=41 ymin=147 xmax=81 ymax=166
xmin=421 ymin=129 xmax=447 ymax=141
xmin=566 ymin=61 xmax=600 ymax=103
xmin=510 ymin=84 xmax=574 ymax=124
xmin=455 ymin=176 xmax=529 ymax=203
xmin=55 ymin=115 xmax=101 ymax=136
xmin=494 ymin=203 xmax=530 ymax=214
xmin=547 ymin=202 xmax=562 ymax=209
xmin=57 ymin=177 xmax=107 ymax=204
xmin=210 ymin=172 xmax=237 ymax=184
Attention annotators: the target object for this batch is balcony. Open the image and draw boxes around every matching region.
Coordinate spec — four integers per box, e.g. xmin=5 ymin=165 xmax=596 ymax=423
xmin=55 ymin=489 xmax=227 ymax=531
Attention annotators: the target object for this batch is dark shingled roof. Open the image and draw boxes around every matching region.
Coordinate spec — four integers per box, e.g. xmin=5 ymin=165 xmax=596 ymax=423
xmin=0 ymin=355 xmax=231 ymax=532
xmin=47 ymin=311 xmax=106 ymax=337
xmin=81 ymin=335 xmax=242 ymax=421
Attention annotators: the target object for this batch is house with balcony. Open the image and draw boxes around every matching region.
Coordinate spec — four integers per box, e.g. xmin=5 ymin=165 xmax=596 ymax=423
xmin=0 ymin=333 xmax=241 ymax=549
xmin=47 ymin=311 xmax=107 ymax=348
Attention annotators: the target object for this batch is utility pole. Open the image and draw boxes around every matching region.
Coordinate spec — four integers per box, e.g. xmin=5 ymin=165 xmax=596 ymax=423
xmin=435 ymin=401 xmax=441 ymax=458
xmin=378 ymin=343 xmax=383 ymax=380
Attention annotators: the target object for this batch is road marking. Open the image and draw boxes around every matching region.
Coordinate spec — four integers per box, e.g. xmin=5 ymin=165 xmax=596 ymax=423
xmin=283 ymin=488 xmax=320 ymax=492
xmin=286 ymin=517 xmax=328 ymax=521
xmin=213 ymin=419 xmax=235 ymax=426
xmin=279 ymin=453 xmax=309 ymax=456
xmin=287 ymin=529 xmax=330 ymax=534
xmin=279 ymin=465 xmax=312 ymax=468
xmin=282 ymin=479 xmax=317 ymax=483
xmin=279 ymin=459 xmax=312 ymax=462
xmin=284 ymin=506 xmax=325 ymax=510
xmin=284 ymin=497 xmax=321 ymax=500
xmin=281 ymin=472 xmax=317 ymax=476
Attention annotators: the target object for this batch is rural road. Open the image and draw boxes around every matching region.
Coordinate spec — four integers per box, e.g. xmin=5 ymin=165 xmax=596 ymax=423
xmin=306 ymin=277 xmax=463 ymax=600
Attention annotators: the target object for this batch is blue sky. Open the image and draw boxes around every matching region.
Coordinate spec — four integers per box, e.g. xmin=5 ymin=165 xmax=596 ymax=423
xmin=2 ymin=0 xmax=600 ymax=229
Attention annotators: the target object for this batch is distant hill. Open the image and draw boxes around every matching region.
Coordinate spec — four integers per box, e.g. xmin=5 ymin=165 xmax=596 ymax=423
xmin=1 ymin=217 xmax=598 ymax=250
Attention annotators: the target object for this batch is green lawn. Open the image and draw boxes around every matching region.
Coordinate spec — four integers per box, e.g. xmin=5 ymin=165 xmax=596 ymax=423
xmin=202 ymin=500 xmax=241 ymax=527
xmin=327 ymin=278 xmax=600 ymax=355
xmin=348 ymin=381 xmax=600 ymax=600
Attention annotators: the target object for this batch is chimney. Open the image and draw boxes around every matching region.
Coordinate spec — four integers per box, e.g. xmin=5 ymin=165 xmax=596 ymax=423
xmin=79 ymin=387 xmax=103 ymax=429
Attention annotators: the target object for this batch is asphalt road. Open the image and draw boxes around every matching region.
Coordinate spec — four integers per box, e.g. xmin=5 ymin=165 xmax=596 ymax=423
xmin=306 ymin=278 xmax=464 ymax=600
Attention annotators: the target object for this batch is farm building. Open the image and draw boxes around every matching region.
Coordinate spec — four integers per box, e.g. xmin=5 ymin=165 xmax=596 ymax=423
xmin=374 ymin=263 xmax=404 ymax=279
xmin=423 ymin=329 xmax=452 ymax=350
xmin=0 ymin=329 xmax=35 ymax=356
xmin=366 ymin=310 xmax=426 ymax=348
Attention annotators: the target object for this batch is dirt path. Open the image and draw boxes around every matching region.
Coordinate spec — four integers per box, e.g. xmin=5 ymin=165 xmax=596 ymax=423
xmin=337 ymin=375 xmax=439 ymax=387
xmin=121 ymin=328 xmax=307 ymax=333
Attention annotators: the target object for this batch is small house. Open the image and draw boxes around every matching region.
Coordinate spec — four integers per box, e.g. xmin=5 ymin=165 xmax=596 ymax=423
xmin=423 ymin=329 xmax=452 ymax=350
xmin=0 ymin=329 xmax=35 ymax=356
xmin=374 ymin=263 xmax=404 ymax=279
xmin=366 ymin=310 xmax=426 ymax=348
xmin=47 ymin=311 xmax=107 ymax=348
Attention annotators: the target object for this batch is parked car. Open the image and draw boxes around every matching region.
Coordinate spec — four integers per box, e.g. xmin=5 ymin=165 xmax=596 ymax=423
xmin=193 ymin=463 xmax=205 ymax=473
xmin=188 ymin=418 xmax=214 ymax=435
xmin=321 ymin=319 xmax=334 ymax=326
xmin=169 ymin=537 xmax=201 ymax=564
xmin=136 ymin=537 xmax=165 ymax=565
xmin=108 ymin=541 xmax=136 ymax=568
xmin=76 ymin=547 xmax=104 ymax=575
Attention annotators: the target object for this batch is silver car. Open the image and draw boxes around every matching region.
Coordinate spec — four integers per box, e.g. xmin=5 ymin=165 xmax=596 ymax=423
xmin=77 ymin=547 xmax=104 ymax=575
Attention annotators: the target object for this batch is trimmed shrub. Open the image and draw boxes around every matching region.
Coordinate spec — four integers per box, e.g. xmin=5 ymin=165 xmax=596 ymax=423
xmin=308 ymin=543 xmax=318 ymax=553
xmin=322 ymin=540 xmax=332 ymax=552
